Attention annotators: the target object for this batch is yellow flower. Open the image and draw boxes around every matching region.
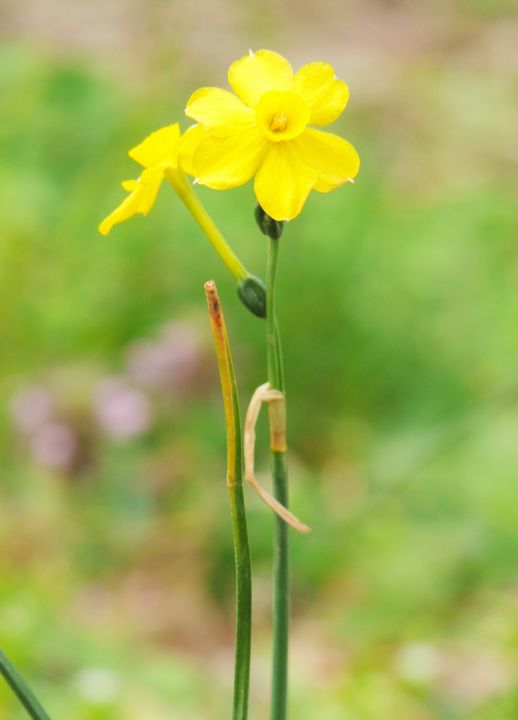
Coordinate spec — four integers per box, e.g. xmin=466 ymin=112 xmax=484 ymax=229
xmin=185 ymin=50 xmax=360 ymax=222
xmin=98 ymin=123 xmax=252 ymax=285
xmin=99 ymin=124 xmax=184 ymax=236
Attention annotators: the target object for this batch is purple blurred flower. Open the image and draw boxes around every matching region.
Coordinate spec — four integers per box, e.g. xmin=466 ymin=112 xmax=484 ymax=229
xmin=125 ymin=321 xmax=203 ymax=392
xmin=93 ymin=377 xmax=152 ymax=439
xmin=30 ymin=421 xmax=78 ymax=471
xmin=9 ymin=385 xmax=56 ymax=436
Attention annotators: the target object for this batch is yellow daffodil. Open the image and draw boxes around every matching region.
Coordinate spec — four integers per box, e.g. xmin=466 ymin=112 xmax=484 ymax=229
xmin=185 ymin=50 xmax=360 ymax=222
xmin=98 ymin=124 xmax=251 ymax=285
xmin=99 ymin=124 xmax=182 ymax=236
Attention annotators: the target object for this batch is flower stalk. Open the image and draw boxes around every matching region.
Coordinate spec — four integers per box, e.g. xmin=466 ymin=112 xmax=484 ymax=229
xmin=265 ymin=233 xmax=290 ymax=720
xmin=170 ymin=172 xmax=247 ymax=281
xmin=170 ymin=171 xmax=267 ymax=318
xmin=204 ymin=280 xmax=252 ymax=720
xmin=0 ymin=649 xmax=53 ymax=720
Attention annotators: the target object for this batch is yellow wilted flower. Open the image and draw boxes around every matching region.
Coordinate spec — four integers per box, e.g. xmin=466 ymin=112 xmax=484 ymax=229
xmin=185 ymin=50 xmax=360 ymax=222
xmin=98 ymin=124 xmax=254 ymax=291
xmin=99 ymin=124 xmax=183 ymax=236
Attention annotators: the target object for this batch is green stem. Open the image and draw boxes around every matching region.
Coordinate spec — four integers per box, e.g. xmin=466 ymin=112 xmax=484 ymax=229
xmin=229 ymin=430 xmax=253 ymax=720
xmin=274 ymin=318 xmax=285 ymax=391
xmin=0 ymin=649 xmax=53 ymax=720
xmin=266 ymin=237 xmax=289 ymax=720
xmin=205 ymin=281 xmax=252 ymax=720
xmin=169 ymin=171 xmax=248 ymax=281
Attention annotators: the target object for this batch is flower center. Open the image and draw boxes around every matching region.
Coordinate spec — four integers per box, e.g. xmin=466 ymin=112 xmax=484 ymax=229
xmin=256 ymin=91 xmax=310 ymax=142
xmin=270 ymin=112 xmax=288 ymax=132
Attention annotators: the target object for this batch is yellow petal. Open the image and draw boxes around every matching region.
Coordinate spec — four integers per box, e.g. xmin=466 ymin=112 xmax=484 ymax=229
xmin=293 ymin=128 xmax=359 ymax=193
xmin=254 ymin=143 xmax=317 ymax=221
xmin=294 ymin=62 xmax=349 ymax=125
xmin=185 ymin=87 xmax=254 ymax=137
xmin=228 ymin=49 xmax=293 ymax=108
xmin=177 ymin=124 xmax=208 ymax=176
xmin=193 ymin=128 xmax=267 ymax=189
xmin=99 ymin=190 xmax=142 ymax=236
xmin=128 ymin=124 xmax=181 ymax=168
xmin=98 ymin=172 xmax=163 ymax=236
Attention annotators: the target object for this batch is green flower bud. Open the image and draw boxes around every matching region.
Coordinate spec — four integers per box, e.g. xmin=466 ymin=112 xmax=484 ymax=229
xmin=254 ymin=204 xmax=284 ymax=240
xmin=236 ymin=275 xmax=267 ymax=318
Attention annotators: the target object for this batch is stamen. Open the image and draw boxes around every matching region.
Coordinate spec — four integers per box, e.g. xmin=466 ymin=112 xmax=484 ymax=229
xmin=270 ymin=112 xmax=288 ymax=132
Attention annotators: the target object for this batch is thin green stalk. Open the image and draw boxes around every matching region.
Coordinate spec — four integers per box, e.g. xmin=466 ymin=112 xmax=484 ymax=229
xmin=0 ymin=649 xmax=53 ymax=720
xmin=266 ymin=237 xmax=290 ymax=720
xmin=274 ymin=319 xmax=285 ymax=391
xmin=169 ymin=171 xmax=247 ymax=281
xmin=205 ymin=280 xmax=252 ymax=720
xmin=170 ymin=171 xmax=267 ymax=319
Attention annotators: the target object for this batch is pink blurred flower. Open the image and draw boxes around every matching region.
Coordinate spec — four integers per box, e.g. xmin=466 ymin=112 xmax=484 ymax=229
xmin=125 ymin=321 xmax=203 ymax=392
xmin=9 ymin=385 xmax=56 ymax=436
xmin=93 ymin=377 xmax=152 ymax=439
xmin=30 ymin=421 xmax=78 ymax=471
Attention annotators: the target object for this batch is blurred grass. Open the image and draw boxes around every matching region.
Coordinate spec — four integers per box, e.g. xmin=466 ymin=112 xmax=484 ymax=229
xmin=1 ymin=9 xmax=518 ymax=718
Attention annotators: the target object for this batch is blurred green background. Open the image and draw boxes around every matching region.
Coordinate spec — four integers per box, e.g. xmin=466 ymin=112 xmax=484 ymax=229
xmin=1 ymin=0 xmax=518 ymax=717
